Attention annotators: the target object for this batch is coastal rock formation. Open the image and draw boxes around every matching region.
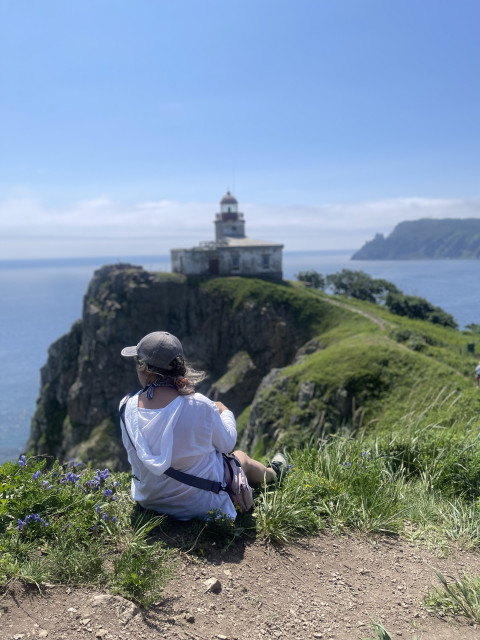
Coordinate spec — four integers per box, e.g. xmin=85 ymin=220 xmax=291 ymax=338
xmin=28 ymin=262 xmax=480 ymax=469
xmin=28 ymin=264 xmax=327 ymax=468
xmin=352 ymin=218 xmax=480 ymax=260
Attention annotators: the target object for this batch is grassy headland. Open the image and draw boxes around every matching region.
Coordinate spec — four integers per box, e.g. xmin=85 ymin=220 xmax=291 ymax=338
xmin=3 ymin=273 xmax=480 ymax=613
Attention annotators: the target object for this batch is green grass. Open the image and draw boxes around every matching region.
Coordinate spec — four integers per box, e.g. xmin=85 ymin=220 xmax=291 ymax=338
xmin=0 ymin=458 xmax=175 ymax=605
xmin=199 ymin=276 xmax=347 ymax=335
xmin=5 ymin=394 xmax=480 ymax=605
xmin=425 ymin=572 xmax=480 ymax=623
xmin=224 ymin=276 xmax=480 ymax=456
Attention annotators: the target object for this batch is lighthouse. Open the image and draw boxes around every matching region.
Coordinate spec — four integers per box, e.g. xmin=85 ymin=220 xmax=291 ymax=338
xmin=171 ymin=192 xmax=283 ymax=279
xmin=215 ymin=192 xmax=246 ymax=241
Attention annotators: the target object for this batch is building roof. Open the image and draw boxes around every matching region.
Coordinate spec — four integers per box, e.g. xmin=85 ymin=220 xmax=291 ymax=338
xmin=220 ymin=191 xmax=238 ymax=205
xmin=222 ymin=236 xmax=283 ymax=248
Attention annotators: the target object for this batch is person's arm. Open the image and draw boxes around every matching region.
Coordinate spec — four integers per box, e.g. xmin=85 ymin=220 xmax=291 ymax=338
xmin=214 ymin=401 xmax=228 ymax=414
xmin=211 ymin=402 xmax=237 ymax=453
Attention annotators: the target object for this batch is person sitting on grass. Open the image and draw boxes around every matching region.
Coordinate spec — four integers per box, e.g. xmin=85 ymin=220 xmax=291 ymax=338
xmin=119 ymin=331 xmax=287 ymax=520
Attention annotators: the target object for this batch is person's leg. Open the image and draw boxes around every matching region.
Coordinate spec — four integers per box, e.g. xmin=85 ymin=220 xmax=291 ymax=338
xmin=233 ymin=450 xmax=276 ymax=485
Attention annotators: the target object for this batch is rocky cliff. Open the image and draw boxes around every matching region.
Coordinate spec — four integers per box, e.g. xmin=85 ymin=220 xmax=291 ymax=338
xmin=28 ymin=264 xmax=335 ymax=468
xmin=28 ymin=263 xmax=479 ymax=469
xmin=352 ymin=218 xmax=480 ymax=260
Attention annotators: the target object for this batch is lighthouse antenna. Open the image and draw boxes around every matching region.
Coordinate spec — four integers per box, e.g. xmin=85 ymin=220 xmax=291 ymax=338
xmin=231 ymin=161 xmax=236 ymax=195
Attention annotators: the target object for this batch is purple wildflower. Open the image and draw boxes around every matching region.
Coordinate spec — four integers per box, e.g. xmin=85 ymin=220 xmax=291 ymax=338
xmin=112 ymin=516 xmax=117 ymax=523
xmin=32 ymin=470 xmax=41 ymax=480
xmin=18 ymin=455 xmax=26 ymax=467
xmin=104 ymin=489 xmax=112 ymax=498
xmin=95 ymin=468 xmax=110 ymax=484
xmin=65 ymin=471 xmax=80 ymax=484
xmin=96 ymin=505 xmax=101 ymax=513
xmin=18 ymin=514 xmax=49 ymax=529
xmin=102 ymin=513 xmax=108 ymax=522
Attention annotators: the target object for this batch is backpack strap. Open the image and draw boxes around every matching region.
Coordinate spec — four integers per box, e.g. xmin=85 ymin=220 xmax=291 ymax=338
xmin=119 ymin=393 xmax=225 ymax=494
xmin=163 ymin=467 xmax=224 ymax=494
xmin=119 ymin=394 xmax=141 ymax=481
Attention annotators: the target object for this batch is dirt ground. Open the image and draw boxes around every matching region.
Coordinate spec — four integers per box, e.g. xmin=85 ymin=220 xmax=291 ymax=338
xmin=1 ymin=531 xmax=480 ymax=640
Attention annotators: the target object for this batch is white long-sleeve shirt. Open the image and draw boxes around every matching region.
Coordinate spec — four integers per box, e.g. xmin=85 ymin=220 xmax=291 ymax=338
xmin=120 ymin=391 xmax=237 ymax=520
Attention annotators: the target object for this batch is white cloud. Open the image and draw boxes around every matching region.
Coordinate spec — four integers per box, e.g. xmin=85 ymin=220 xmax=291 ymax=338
xmin=0 ymin=194 xmax=479 ymax=259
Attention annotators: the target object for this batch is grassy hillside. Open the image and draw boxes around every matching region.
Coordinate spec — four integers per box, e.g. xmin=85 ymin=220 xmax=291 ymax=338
xmin=4 ymin=274 xmax=480 ymax=616
xmin=238 ymin=283 xmax=480 ymax=456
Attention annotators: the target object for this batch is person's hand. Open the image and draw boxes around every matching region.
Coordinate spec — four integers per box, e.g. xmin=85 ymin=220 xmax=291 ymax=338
xmin=214 ymin=401 xmax=229 ymax=414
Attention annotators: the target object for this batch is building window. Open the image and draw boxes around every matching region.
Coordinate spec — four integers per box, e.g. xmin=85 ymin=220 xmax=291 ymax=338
xmin=262 ymin=255 xmax=270 ymax=269
xmin=232 ymin=256 xmax=240 ymax=270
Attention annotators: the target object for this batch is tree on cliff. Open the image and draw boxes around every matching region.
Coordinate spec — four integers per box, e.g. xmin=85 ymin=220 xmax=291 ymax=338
xmin=296 ymin=270 xmax=325 ymax=290
xmin=326 ymin=269 xmax=399 ymax=304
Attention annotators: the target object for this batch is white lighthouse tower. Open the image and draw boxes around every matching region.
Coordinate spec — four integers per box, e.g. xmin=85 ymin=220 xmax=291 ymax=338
xmin=214 ymin=191 xmax=246 ymax=241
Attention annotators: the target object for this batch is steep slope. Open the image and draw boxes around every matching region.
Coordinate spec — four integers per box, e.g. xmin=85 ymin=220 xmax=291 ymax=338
xmin=239 ymin=292 xmax=480 ymax=455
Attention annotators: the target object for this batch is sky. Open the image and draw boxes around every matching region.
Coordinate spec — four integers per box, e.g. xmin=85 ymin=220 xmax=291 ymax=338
xmin=1 ymin=0 xmax=479 ymax=259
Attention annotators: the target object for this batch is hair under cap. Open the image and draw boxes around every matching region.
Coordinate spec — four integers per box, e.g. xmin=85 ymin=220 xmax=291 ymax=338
xmin=121 ymin=331 xmax=184 ymax=370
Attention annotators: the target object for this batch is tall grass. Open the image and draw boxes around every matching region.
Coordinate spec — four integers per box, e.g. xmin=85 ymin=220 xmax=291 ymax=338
xmin=253 ymin=407 xmax=480 ymax=547
xmin=4 ymin=397 xmax=480 ymax=603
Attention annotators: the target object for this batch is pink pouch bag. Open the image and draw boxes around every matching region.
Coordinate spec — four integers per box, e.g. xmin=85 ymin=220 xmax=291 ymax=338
xmin=222 ymin=454 xmax=254 ymax=512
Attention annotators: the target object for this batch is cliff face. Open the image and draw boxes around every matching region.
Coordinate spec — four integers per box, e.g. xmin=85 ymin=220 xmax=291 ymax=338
xmin=28 ymin=263 xmax=480 ymax=469
xmin=28 ymin=264 xmax=326 ymax=468
xmin=352 ymin=218 xmax=480 ymax=260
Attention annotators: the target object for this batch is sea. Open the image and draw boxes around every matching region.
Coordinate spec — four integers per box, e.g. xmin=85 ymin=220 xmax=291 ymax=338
xmin=1 ymin=251 xmax=480 ymax=464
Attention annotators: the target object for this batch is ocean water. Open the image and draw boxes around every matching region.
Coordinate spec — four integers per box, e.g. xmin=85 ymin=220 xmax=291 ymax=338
xmin=1 ymin=251 xmax=480 ymax=464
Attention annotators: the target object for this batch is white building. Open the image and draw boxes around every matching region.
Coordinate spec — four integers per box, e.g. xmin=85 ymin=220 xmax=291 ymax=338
xmin=171 ymin=193 xmax=283 ymax=279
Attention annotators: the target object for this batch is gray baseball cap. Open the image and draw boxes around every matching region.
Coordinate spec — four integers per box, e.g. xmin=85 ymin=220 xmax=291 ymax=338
xmin=121 ymin=331 xmax=184 ymax=370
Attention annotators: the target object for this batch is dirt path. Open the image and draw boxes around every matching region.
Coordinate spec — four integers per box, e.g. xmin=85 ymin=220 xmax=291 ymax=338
xmin=324 ymin=298 xmax=389 ymax=331
xmin=323 ymin=296 xmax=472 ymax=383
xmin=2 ymin=532 xmax=479 ymax=640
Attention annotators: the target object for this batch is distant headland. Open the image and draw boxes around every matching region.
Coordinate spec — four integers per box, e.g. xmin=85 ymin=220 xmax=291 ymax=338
xmin=352 ymin=218 xmax=480 ymax=260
